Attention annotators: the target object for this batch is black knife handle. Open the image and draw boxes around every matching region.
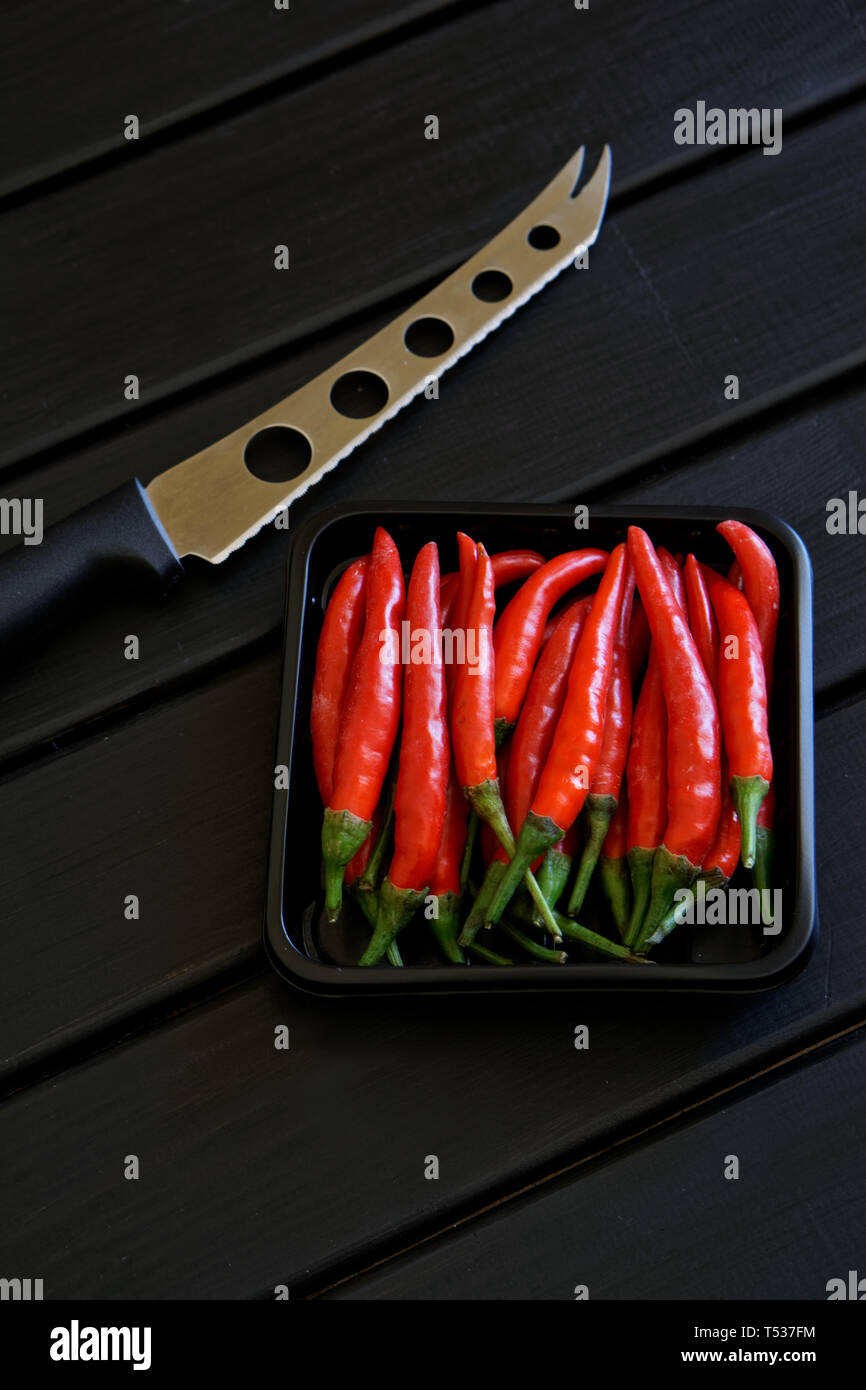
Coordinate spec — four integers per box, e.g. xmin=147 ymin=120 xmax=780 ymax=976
xmin=0 ymin=478 xmax=183 ymax=645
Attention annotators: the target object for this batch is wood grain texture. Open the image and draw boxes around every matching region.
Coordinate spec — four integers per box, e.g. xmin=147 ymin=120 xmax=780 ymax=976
xmin=3 ymin=0 xmax=865 ymax=464
xmin=1 ymin=110 xmax=865 ymax=767
xmin=326 ymin=1031 xmax=866 ymax=1299
xmin=0 ymin=654 xmax=280 ymax=1080
xmin=0 ymin=692 xmax=860 ymax=1296
xmin=0 ymin=0 xmax=483 ymax=198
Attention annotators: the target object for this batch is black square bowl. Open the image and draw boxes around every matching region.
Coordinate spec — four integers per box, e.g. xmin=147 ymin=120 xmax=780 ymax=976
xmin=264 ymin=502 xmax=815 ymax=994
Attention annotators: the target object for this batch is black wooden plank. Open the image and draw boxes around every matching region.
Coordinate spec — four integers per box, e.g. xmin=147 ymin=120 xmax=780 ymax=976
xmin=327 ymin=1030 xmax=866 ymax=1300
xmin=0 ymin=110 xmax=864 ymax=767
xmin=0 ymin=693 xmax=860 ymax=1296
xmin=0 ymin=653 xmax=280 ymax=1080
xmin=3 ymin=0 xmax=865 ymax=464
xmin=1 ymin=0 xmax=480 ymax=199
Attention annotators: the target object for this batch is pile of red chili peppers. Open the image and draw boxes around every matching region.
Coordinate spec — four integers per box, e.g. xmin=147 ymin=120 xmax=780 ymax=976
xmin=311 ymin=521 xmax=778 ymax=967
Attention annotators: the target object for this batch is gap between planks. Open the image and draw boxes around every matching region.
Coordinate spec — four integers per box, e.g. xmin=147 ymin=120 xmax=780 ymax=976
xmin=303 ymin=1017 xmax=866 ymax=1300
xmin=0 ymin=0 xmax=501 ymax=211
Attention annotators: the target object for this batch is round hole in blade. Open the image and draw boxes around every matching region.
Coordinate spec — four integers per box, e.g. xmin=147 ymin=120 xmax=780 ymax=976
xmin=329 ymin=369 xmax=389 ymax=419
xmin=243 ymin=425 xmax=312 ymax=483
xmin=470 ymin=269 xmax=513 ymax=303
xmin=527 ymin=224 xmax=561 ymax=250
xmin=404 ymin=316 xmax=455 ymax=358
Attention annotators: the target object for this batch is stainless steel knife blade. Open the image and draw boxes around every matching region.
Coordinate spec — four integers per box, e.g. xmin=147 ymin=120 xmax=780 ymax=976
xmin=146 ymin=144 xmax=612 ymax=564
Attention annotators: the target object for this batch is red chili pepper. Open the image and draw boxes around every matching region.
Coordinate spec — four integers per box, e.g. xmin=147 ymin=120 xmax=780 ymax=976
xmin=503 ymin=598 xmax=592 ymax=839
xmin=703 ymin=777 xmax=741 ymax=883
xmin=388 ymin=548 xmax=450 ymax=892
xmin=645 ymin=556 xmax=739 ymax=951
xmin=359 ymin=542 xmax=449 ymax=965
xmin=453 ymin=533 xmax=478 ymax=631
xmin=717 ymin=521 xmax=779 ymax=893
xmin=716 ymin=521 xmax=779 ymax=690
xmin=451 ymin=544 xmax=498 ymax=800
xmin=499 ymin=600 xmax=592 ymax=911
xmin=322 ymin=528 xmax=405 ymax=920
xmin=439 ymin=571 xmax=459 ymax=624
xmin=658 ymin=546 xmax=687 ymax=614
xmin=444 ymin=543 xmax=545 ymax=696
xmin=628 ymin=596 xmax=651 ymax=684
xmin=684 ymin=555 xmax=739 ymax=885
xmin=490 ymin=549 xmax=546 ymax=587
xmin=684 ymin=554 xmax=719 ymax=688
xmin=426 ymin=762 xmax=470 ymax=963
xmin=486 ymin=544 xmax=630 ymax=926
xmin=626 ymin=527 xmax=721 ymax=944
xmin=451 ymin=545 xmax=565 ymax=925
xmin=310 ymin=556 xmax=368 ymax=805
xmin=623 ymin=550 xmax=684 ymax=946
xmin=492 ymin=547 xmax=608 ymax=735
xmin=441 ymin=549 xmax=545 ymax=611
xmin=575 ymin=567 xmax=634 ymax=806
xmin=624 ymin=652 xmax=667 ymax=943
xmin=626 ymin=657 xmax=668 ymax=855
xmin=704 ymin=569 xmax=772 ymax=870
xmin=530 ymin=545 xmax=629 ymax=833
xmin=457 ymin=554 xmax=593 ymax=945
xmin=430 ymin=764 xmax=469 ymax=899
xmin=445 ymin=531 xmax=478 ymax=701
xmin=600 ymin=788 xmax=631 ymax=940
xmin=567 ymin=555 xmax=635 ymax=916
xmin=471 ymin=599 xmax=591 ymax=939
xmin=441 ymin=545 xmax=545 ymax=745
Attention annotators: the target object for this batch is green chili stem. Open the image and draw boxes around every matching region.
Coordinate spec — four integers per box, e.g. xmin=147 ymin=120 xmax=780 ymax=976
xmin=633 ymin=845 xmax=698 ymax=953
xmin=484 ymin=810 xmax=562 ymax=930
xmin=731 ymin=774 xmax=770 ymax=871
xmin=358 ymin=878 xmax=426 ymax=966
xmin=510 ymin=896 xmax=647 ymax=964
xmin=467 ymin=783 xmax=563 ymax=942
xmin=429 ymin=891 xmax=465 ymax=964
xmin=751 ymin=826 xmax=775 ymax=926
xmin=567 ymin=794 xmax=616 ymax=918
xmin=351 ymin=882 xmax=403 ymax=965
xmin=535 ymin=845 xmax=573 ymax=918
xmin=357 ymin=781 xmax=396 ymax=893
xmin=459 ymin=861 xmax=506 ymax=948
xmin=469 ymin=942 xmax=513 ymax=966
xmin=322 ymin=806 xmax=372 ymax=921
xmin=624 ymin=846 xmax=655 ymax=948
xmin=459 ymin=810 xmax=479 ymax=894
xmin=500 ymin=918 xmax=567 ymax=964
xmin=599 ymin=855 xmax=631 ymax=942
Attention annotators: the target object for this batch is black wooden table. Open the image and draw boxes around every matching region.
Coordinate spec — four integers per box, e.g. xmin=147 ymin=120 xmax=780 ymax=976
xmin=1 ymin=1 xmax=865 ymax=1304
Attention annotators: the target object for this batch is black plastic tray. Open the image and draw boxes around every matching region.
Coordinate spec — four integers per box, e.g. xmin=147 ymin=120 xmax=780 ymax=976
xmin=264 ymin=502 xmax=815 ymax=994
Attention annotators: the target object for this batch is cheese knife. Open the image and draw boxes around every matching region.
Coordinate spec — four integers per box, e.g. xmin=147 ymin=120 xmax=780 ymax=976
xmin=0 ymin=144 xmax=611 ymax=637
